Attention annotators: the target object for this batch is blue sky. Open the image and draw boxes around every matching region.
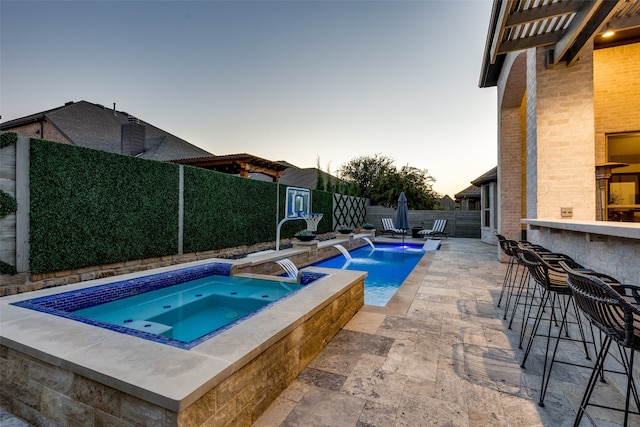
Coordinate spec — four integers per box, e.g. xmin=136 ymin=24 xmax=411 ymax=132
xmin=1 ymin=0 xmax=496 ymax=197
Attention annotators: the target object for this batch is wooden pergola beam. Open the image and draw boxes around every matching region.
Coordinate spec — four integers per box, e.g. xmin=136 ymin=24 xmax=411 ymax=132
xmin=489 ymin=0 xmax=515 ymax=65
xmin=505 ymin=1 xmax=581 ymax=28
xmin=562 ymin=0 xmax=626 ymax=65
xmin=496 ymin=31 xmax=563 ymax=55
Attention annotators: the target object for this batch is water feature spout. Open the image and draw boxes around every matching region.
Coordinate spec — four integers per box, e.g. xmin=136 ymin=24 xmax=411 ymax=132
xmin=275 ymin=259 xmax=299 ymax=280
xmin=362 ymin=237 xmax=375 ymax=249
xmin=332 ymin=244 xmax=353 ymax=260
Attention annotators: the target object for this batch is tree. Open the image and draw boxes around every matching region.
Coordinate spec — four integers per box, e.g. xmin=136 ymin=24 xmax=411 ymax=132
xmin=336 ymin=154 xmax=395 ymax=199
xmin=338 ymin=155 xmax=440 ymax=209
xmin=395 ymin=165 xmax=439 ymax=209
xmin=315 ymin=156 xmax=325 ymax=191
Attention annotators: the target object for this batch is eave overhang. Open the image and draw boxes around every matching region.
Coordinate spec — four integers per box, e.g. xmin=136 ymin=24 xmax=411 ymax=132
xmin=479 ymin=0 xmax=640 ymax=88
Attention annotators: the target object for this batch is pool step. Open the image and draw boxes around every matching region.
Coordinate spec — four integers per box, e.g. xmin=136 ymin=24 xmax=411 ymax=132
xmin=125 ymin=320 xmax=173 ymax=335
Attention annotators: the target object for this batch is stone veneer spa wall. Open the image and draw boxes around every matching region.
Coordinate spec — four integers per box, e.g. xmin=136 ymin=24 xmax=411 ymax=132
xmin=0 ymin=263 xmax=365 ymax=426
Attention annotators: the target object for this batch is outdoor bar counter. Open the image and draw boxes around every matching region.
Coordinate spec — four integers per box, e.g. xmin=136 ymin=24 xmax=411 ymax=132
xmin=522 ymin=219 xmax=640 ymax=285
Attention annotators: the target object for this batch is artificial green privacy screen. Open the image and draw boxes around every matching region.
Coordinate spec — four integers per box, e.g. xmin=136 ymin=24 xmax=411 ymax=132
xmin=28 ymin=139 xmax=335 ymax=273
xmin=29 ymin=139 xmax=179 ymax=273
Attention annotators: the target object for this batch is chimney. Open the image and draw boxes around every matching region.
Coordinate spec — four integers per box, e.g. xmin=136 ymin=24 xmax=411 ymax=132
xmin=121 ymin=117 xmax=145 ymax=156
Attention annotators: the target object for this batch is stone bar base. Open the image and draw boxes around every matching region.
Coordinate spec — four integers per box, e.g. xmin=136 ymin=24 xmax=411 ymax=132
xmin=522 ymin=219 xmax=640 ymax=285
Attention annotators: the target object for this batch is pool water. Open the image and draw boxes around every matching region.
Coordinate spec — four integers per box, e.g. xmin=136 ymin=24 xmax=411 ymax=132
xmin=313 ymin=244 xmax=425 ymax=306
xmin=74 ymin=275 xmax=302 ymax=343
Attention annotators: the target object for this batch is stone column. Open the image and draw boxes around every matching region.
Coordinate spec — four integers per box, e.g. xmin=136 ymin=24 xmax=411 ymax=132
xmin=530 ymin=45 xmax=596 ymax=220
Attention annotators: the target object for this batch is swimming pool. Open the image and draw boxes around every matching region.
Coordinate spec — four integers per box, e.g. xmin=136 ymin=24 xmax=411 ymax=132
xmin=12 ymin=261 xmax=326 ymax=349
xmin=313 ymin=243 xmax=425 ymax=306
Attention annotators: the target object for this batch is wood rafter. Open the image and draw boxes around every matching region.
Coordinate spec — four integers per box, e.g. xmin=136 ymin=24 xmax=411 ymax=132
xmin=489 ymin=0 xmax=514 ymax=64
xmin=505 ymin=1 xmax=581 ymax=28
xmin=550 ymin=0 xmax=605 ymax=65
xmin=497 ymin=30 xmax=563 ymax=55
xmin=555 ymin=0 xmax=625 ymax=66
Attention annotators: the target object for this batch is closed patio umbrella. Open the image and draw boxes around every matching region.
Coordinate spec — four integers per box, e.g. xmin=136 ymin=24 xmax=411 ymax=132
xmin=395 ymin=192 xmax=410 ymax=246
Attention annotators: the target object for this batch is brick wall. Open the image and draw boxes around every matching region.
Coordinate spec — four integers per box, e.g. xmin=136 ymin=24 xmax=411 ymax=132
xmin=524 ymin=46 xmax=596 ymax=220
xmin=498 ymin=108 xmax=523 ymax=241
xmin=4 ymin=121 xmax=71 ymax=143
xmin=525 ymin=48 xmax=539 ymax=219
xmin=497 ymin=51 xmax=527 ymax=243
xmin=593 ymin=43 xmax=640 ymax=220
xmin=494 ymin=39 xmax=639 ymax=260
xmin=594 ymin=43 xmax=640 ymax=163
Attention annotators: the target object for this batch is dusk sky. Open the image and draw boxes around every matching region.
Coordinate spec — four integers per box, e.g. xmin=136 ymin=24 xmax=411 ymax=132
xmin=1 ymin=0 xmax=496 ymax=198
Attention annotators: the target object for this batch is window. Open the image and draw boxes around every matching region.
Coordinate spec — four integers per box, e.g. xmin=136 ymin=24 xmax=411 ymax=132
xmin=483 ymin=185 xmax=491 ymax=227
xmin=606 ymin=132 xmax=640 ymax=222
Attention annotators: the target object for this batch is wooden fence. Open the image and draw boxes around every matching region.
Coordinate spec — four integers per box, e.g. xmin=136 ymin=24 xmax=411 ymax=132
xmin=365 ymin=206 xmax=481 ymax=238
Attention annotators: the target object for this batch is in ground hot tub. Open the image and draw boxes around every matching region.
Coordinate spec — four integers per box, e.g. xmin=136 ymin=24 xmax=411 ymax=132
xmin=12 ymin=262 xmax=325 ymax=349
xmin=0 ymin=257 xmax=365 ymax=426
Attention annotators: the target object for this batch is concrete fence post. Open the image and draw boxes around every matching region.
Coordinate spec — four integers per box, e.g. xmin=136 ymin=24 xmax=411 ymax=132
xmin=15 ymin=136 xmax=30 ymax=272
xmin=178 ymin=165 xmax=184 ymax=255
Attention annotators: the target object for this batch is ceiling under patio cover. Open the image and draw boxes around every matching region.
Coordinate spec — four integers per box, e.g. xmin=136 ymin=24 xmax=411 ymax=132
xmin=480 ymin=0 xmax=640 ymax=87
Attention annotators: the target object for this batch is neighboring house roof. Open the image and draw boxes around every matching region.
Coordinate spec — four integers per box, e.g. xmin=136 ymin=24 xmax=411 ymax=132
xmin=471 ymin=166 xmax=497 ymax=186
xmin=454 ymin=166 xmax=497 ymax=200
xmin=480 ymin=0 xmax=640 ymax=87
xmin=455 ymin=185 xmax=481 ymax=200
xmin=438 ymin=195 xmax=456 ymax=210
xmin=0 ymin=101 xmax=212 ymax=161
xmin=277 ymin=162 xmax=339 ymax=191
xmin=1 ymin=100 xmax=351 ymax=188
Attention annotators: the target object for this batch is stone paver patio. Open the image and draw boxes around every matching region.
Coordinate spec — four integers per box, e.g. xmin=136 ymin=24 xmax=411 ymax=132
xmin=254 ymin=238 xmax=638 ymax=427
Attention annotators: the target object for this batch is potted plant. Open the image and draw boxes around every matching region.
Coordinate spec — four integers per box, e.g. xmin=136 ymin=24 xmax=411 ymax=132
xmin=294 ymin=229 xmax=316 ymax=241
xmin=361 ymin=223 xmax=375 ymax=230
xmin=337 ymin=224 xmax=354 ymax=234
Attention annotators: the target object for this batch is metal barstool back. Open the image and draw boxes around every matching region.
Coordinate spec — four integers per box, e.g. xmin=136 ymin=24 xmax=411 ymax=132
xmin=496 ymin=234 xmax=520 ymax=315
xmin=561 ymin=262 xmax=640 ymax=427
xmin=504 ymin=242 xmax=552 ymax=329
xmin=507 ymin=243 xmax=552 ymax=343
xmin=517 ymin=248 xmax=592 ymax=406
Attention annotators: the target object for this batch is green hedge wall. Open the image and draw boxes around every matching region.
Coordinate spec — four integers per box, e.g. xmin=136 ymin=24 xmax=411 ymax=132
xmin=26 ymin=138 xmax=358 ymax=273
xmin=183 ymin=170 xmax=336 ymax=253
xmin=274 ymin=187 xmax=334 ymax=238
xmin=0 ymin=132 xmax=18 ymax=148
xmin=29 ymin=139 xmax=179 ymax=273
xmin=310 ymin=189 xmax=333 ymax=233
xmin=182 ymin=166 xmax=279 ymax=252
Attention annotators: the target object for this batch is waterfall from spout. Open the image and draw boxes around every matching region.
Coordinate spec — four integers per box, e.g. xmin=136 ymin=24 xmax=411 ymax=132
xmin=275 ymin=259 xmax=299 ymax=280
xmin=332 ymin=244 xmax=353 ymax=260
xmin=362 ymin=237 xmax=375 ymax=249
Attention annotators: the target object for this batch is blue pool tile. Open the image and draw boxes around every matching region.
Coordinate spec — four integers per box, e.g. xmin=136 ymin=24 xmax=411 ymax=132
xmin=10 ymin=262 xmax=325 ymax=350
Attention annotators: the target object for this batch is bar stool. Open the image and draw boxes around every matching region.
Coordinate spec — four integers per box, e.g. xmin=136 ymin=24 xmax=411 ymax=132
xmin=495 ymin=238 xmax=548 ymax=324
xmin=507 ymin=243 xmax=550 ymax=347
xmin=517 ymin=247 xmax=593 ymax=407
xmin=496 ymin=234 xmax=520 ymax=316
xmin=561 ymin=262 xmax=640 ymax=427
